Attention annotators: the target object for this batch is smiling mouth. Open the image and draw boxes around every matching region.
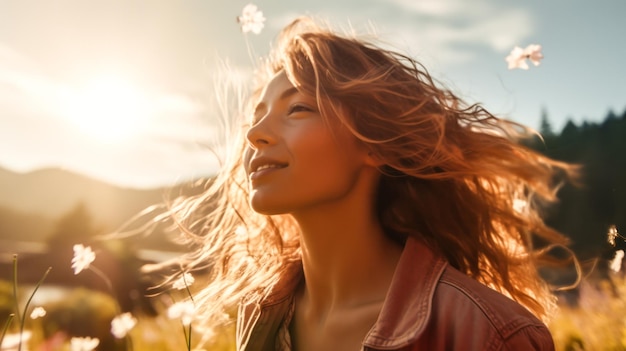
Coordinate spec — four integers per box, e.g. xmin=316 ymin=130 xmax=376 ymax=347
xmin=250 ymin=163 xmax=287 ymax=179
xmin=255 ymin=164 xmax=285 ymax=172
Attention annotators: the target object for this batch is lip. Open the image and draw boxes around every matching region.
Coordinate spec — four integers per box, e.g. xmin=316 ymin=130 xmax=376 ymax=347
xmin=248 ymin=156 xmax=288 ymax=180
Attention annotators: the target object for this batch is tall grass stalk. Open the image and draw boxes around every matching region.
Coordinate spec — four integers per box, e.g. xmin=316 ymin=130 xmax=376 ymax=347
xmin=10 ymin=254 xmax=52 ymax=351
xmin=12 ymin=255 xmax=21 ymax=325
xmin=184 ymin=274 xmax=194 ymax=351
xmin=0 ymin=313 xmax=15 ymax=348
xmin=18 ymin=267 xmax=51 ymax=351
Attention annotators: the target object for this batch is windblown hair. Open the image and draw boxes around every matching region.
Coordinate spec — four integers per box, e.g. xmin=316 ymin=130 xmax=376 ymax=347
xmin=164 ymin=17 xmax=575 ymax=333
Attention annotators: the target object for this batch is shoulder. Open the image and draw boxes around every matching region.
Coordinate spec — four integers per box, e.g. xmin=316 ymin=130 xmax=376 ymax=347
xmin=364 ymin=238 xmax=554 ymax=350
xmin=424 ymin=266 xmax=554 ymax=350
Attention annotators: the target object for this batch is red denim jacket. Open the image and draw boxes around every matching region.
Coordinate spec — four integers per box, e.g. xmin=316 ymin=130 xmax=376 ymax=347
xmin=236 ymin=237 xmax=555 ymax=350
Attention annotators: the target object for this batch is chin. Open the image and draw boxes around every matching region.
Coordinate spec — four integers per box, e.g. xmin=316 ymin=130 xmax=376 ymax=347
xmin=249 ymin=199 xmax=289 ymax=216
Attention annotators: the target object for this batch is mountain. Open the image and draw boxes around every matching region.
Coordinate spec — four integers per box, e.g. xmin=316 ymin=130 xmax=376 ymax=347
xmin=0 ymin=166 xmax=205 ymax=247
xmin=0 ymin=204 xmax=54 ymax=242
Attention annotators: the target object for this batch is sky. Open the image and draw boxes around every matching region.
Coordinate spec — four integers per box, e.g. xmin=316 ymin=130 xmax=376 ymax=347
xmin=1 ymin=0 xmax=624 ymax=189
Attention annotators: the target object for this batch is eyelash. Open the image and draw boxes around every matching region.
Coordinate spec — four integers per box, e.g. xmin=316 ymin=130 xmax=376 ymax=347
xmin=287 ymin=104 xmax=312 ymax=115
xmin=249 ymin=103 xmax=313 ymax=126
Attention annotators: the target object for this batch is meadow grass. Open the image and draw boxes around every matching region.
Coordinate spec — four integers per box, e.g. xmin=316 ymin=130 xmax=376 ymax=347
xmin=5 ymin=274 xmax=626 ymax=350
xmin=549 ymin=274 xmax=626 ymax=351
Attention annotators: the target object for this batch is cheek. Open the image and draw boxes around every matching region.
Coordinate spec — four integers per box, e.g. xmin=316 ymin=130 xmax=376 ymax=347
xmin=292 ymin=133 xmax=364 ymax=185
xmin=290 ymin=129 xmax=338 ymax=165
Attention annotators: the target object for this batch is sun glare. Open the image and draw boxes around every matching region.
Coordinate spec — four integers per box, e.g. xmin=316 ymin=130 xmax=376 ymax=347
xmin=64 ymin=74 xmax=151 ymax=143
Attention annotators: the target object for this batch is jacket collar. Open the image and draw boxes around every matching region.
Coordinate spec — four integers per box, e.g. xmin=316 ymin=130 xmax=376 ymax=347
xmin=363 ymin=237 xmax=447 ymax=349
xmin=240 ymin=237 xmax=447 ymax=350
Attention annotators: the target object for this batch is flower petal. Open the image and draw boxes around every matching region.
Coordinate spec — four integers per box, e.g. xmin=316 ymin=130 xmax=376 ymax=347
xmin=111 ymin=312 xmax=137 ymax=338
xmin=524 ymin=44 xmax=544 ymax=66
xmin=237 ymin=3 xmax=266 ymax=34
xmin=611 ymin=250 xmax=624 ymax=272
xmin=70 ymin=336 xmax=100 ymax=351
xmin=30 ymin=306 xmax=47 ymax=319
xmin=172 ymin=272 xmax=195 ymax=290
xmin=71 ymin=244 xmax=96 ymax=275
xmin=167 ymin=301 xmax=197 ymax=326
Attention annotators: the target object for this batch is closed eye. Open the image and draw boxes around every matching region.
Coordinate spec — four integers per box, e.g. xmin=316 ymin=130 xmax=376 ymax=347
xmin=287 ymin=103 xmax=314 ymax=115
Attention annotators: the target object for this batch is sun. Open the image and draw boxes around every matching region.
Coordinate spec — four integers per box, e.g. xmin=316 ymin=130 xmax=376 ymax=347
xmin=64 ymin=74 xmax=152 ymax=143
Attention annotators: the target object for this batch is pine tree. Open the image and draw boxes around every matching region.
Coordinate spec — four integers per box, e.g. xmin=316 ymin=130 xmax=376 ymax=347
xmin=539 ymin=106 xmax=554 ymax=137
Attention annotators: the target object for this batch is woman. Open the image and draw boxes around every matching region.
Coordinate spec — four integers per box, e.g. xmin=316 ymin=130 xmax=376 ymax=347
xmin=167 ymin=17 xmax=574 ymax=350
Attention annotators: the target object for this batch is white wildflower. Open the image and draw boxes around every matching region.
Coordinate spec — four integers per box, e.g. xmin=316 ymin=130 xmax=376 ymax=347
xmin=506 ymin=44 xmax=544 ymax=70
xmin=71 ymin=244 xmax=95 ymax=275
xmin=1 ymin=331 xmax=31 ymax=350
xmin=237 ymin=4 xmax=266 ymax=34
xmin=506 ymin=46 xmax=527 ymax=70
xmin=524 ymin=44 xmax=543 ymax=66
xmin=30 ymin=306 xmax=46 ymax=319
xmin=167 ymin=301 xmax=196 ymax=326
xmin=610 ymin=250 xmax=624 ymax=273
xmin=172 ymin=272 xmax=195 ymax=290
xmin=608 ymin=225 xmax=619 ymax=246
xmin=70 ymin=337 xmax=100 ymax=351
xmin=111 ymin=312 xmax=137 ymax=339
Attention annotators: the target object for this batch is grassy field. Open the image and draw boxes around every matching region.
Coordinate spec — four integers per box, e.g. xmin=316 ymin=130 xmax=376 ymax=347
xmin=549 ymin=275 xmax=626 ymax=351
xmin=4 ymin=275 xmax=626 ymax=350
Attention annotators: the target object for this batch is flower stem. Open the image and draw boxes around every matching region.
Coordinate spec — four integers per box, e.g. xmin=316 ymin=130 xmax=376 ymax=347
xmin=182 ymin=273 xmax=193 ymax=350
xmin=184 ymin=284 xmax=195 ymax=305
xmin=88 ymin=265 xmax=114 ymax=296
xmin=17 ymin=266 xmax=51 ymax=351
xmin=180 ymin=323 xmax=192 ymax=351
xmin=12 ymin=255 xmax=21 ymax=325
xmin=127 ymin=334 xmax=134 ymax=351
xmin=181 ymin=324 xmax=187 ymax=348
xmin=187 ymin=325 xmax=192 ymax=351
xmin=0 ymin=314 xmax=15 ymax=348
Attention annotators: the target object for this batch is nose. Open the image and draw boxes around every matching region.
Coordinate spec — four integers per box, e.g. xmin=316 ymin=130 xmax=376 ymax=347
xmin=245 ymin=116 xmax=276 ymax=149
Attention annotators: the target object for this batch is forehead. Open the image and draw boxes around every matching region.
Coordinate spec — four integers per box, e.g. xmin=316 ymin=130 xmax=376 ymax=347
xmin=253 ymin=71 xmax=309 ymax=121
xmin=258 ymin=71 xmax=295 ymax=101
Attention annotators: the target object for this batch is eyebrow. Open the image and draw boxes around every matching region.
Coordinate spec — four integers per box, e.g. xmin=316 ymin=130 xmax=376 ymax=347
xmin=253 ymin=87 xmax=300 ymax=118
xmin=279 ymin=87 xmax=299 ymax=101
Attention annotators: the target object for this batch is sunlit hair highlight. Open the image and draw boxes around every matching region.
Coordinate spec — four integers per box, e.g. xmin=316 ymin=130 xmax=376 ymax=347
xmin=270 ymin=17 xmax=577 ymax=321
xmin=163 ymin=16 xmax=576 ymax=334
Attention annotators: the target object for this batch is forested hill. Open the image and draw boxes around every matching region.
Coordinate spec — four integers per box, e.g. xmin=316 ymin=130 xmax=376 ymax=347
xmin=527 ymin=108 xmax=626 ymax=257
xmin=0 ymin=167 xmax=172 ymax=225
xmin=0 ymin=167 xmax=205 ymax=251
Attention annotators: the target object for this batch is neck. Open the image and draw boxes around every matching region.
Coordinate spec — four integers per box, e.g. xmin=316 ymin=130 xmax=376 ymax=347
xmin=291 ymin=181 xmax=402 ymax=317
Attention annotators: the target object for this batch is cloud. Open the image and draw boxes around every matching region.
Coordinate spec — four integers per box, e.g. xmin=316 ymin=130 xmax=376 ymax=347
xmin=386 ymin=0 xmax=465 ymax=16
xmin=385 ymin=0 xmax=491 ymax=16
xmin=365 ymin=0 xmax=535 ymax=66
xmin=0 ymin=42 xmax=220 ymax=188
xmin=259 ymin=0 xmax=534 ymax=70
xmin=0 ymin=44 xmax=62 ymax=114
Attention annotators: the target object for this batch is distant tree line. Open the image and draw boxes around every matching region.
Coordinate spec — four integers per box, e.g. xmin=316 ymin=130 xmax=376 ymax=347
xmin=526 ymin=107 xmax=626 ymax=258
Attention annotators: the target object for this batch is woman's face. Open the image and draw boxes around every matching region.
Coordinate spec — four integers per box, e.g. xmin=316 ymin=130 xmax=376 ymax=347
xmin=244 ymin=71 xmax=375 ymax=215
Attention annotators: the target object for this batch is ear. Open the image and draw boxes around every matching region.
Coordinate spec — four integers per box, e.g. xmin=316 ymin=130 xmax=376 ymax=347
xmin=364 ymin=149 xmax=385 ymax=167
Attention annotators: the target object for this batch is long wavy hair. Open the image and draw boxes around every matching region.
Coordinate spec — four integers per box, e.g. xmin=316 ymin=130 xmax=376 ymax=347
xmin=161 ymin=17 xmax=576 ymax=333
